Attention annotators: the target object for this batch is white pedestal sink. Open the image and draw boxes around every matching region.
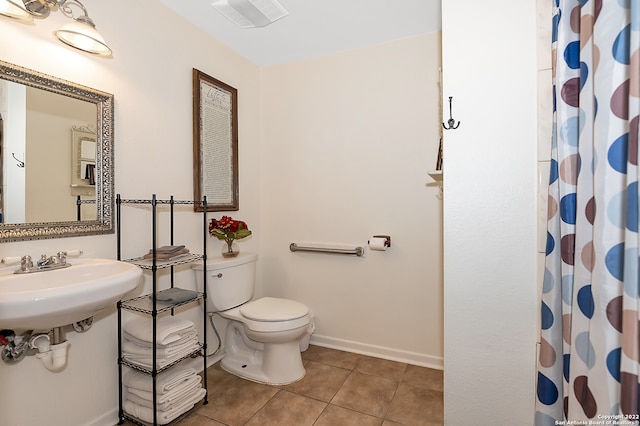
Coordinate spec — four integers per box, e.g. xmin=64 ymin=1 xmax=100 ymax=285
xmin=0 ymin=258 xmax=143 ymax=331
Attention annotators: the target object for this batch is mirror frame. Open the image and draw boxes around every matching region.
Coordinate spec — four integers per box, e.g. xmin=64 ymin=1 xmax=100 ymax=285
xmin=0 ymin=60 xmax=114 ymax=242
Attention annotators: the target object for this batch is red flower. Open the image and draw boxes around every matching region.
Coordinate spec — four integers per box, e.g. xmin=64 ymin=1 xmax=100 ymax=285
xmin=209 ymin=216 xmax=251 ymax=241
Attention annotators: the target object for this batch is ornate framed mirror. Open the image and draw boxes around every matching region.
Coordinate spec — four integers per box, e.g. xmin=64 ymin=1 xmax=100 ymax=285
xmin=0 ymin=60 xmax=114 ymax=242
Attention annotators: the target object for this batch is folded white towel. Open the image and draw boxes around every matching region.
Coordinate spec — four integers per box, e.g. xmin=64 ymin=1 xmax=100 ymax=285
xmin=123 ymin=341 xmax=201 ymax=369
xmin=127 ymin=375 xmax=202 ymax=405
xmin=124 ymin=388 xmax=206 ymax=425
xmin=123 ymin=329 xmax=197 ymax=349
xmin=123 ymin=336 xmax=199 ymax=359
xmin=127 ymin=386 xmax=199 ymax=412
xmin=123 ymin=366 xmax=197 ymax=394
xmin=123 ymin=316 xmax=195 ymax=345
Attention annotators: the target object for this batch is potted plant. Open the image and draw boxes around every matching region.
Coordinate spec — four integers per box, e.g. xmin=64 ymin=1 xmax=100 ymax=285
xmin=209 ymin=216 xmax=251 ymax=258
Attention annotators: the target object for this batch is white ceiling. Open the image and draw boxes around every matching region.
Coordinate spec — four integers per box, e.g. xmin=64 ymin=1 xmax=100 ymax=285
xmin=160 ymin=0 xmax=442 ymax=67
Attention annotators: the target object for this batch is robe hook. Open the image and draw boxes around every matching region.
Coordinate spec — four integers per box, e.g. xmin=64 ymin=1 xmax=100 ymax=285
xmin=11 ymin=153 xmax=24 ymax=168
xmin=442 ymin=96 xmax=460 ymax=130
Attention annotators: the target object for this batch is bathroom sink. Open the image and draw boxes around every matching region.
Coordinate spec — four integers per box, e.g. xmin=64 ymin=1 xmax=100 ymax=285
xmin=0 ymin=258 xmax=143 ymax=330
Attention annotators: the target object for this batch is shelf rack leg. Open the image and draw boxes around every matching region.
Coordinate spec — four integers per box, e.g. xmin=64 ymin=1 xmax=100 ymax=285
xmin=202 ymin=195 xmax=208 ymax=404
xmin=117 ymin=300 xmax=124 ymax=424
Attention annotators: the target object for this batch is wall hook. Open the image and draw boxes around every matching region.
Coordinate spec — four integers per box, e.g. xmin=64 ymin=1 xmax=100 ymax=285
xmin=442 ymin=96 xmax=460 ymax=130
xmin=11 ymin=153 xmax=24 ymax=168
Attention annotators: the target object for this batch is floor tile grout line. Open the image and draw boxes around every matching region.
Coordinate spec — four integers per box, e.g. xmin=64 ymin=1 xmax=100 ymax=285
xmin=240 ymin=386 xmax=283 ymax=426
xmin=326 ymin=368 xmax=354 ymax=406
xmin=309 ymin=399 xmax=331 ymax=426
xmin=325 ymin=369 xmax=391 ymax=421
xmin=381 ymin=378 xmax=402 ymax=422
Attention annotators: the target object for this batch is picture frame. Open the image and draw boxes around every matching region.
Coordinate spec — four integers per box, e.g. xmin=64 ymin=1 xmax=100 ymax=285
xmin=71 ymin=126 xmax=97 ymax=190
xmin=192 ymin=68 xmax=239 ymax=212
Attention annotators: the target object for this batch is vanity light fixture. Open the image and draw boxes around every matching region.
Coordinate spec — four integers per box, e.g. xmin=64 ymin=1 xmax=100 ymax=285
xmin=212 ymin=0 xmax=289 ymax=29
xmin=0 ymin=0 xmax=112 ymax=56
xmin=0 ymin=0 xmax=32 ymax=20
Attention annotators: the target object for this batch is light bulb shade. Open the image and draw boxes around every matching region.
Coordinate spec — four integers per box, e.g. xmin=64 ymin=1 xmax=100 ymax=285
xmin=0 ymin=0 xmax=33 ymax=21
xmin=54 ymin=19 xmax=112 ymax=56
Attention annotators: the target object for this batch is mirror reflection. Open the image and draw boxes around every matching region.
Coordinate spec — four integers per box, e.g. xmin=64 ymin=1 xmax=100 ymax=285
xmin=0 ymin=60 xmax=114 ymax=242
xmin=0 ymin=84 xmax=97 ymax=223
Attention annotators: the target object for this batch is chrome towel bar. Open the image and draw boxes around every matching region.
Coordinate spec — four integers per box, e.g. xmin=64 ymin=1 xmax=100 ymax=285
xmin=289 ymin=243 xmax=364 ymax=257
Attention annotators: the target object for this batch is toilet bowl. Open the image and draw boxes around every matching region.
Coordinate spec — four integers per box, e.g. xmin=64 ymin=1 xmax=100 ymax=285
xmin=219 ymin=297 xmax=310 ymax=384
xmin=193 ymin=253 xmax=312 ymax=385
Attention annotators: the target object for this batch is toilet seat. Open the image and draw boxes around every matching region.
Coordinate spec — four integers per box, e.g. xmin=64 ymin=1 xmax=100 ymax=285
xmin=240 ymin=297 xmax=309 ymax=322
xmin=220 ymin=297 xmax=311 ymax=333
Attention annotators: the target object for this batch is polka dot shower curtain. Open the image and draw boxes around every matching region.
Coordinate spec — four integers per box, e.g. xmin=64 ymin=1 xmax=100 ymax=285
xmin=535 ymin=0 xmax=640 ymax=423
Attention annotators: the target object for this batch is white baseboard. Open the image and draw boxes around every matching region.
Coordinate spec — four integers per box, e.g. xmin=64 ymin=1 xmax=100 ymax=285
xmin=310 ymin=334 xmax=443 ymax=370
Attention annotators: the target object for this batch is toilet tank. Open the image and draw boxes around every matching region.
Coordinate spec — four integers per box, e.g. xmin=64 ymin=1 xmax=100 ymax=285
xmin=193 ymin=252 xmax=257 ymax=312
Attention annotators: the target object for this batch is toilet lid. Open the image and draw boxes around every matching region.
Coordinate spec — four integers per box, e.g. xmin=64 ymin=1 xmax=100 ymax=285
xmin=240 ymin=297 xmax=309 ymax=322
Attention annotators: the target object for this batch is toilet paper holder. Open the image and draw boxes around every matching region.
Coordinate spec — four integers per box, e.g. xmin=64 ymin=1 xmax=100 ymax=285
xmin=369 ymin=235 xmax=391 ymax=248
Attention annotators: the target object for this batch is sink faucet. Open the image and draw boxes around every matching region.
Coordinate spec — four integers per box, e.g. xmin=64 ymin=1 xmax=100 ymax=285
xmin=37 ymin=254 xmax=53 ymax=267
xmin=37 ymin=252 xmax=67 ymax=267
xmin=16 ymin=253 xmax=70 ymax=274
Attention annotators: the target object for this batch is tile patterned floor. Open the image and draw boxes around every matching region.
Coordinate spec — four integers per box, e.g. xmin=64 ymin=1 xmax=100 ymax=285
xmin=120 ymin=345 xmax=443 ymax=426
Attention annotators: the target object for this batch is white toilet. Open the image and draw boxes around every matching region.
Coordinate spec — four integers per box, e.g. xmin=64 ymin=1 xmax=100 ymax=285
xmin=193 ymin=253 xmax=312 ymax=385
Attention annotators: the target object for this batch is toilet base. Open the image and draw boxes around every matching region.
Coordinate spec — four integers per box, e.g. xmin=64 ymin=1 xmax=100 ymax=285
xmin=221 ymin=322 xmax=307 ymax=385
xmin=221 ymin=349 xmax=305 ymax=385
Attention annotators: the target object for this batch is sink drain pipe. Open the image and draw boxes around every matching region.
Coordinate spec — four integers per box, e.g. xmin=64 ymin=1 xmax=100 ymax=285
xmin=0 ymin=328 xmax=69 ymax=371
xmin=0 ymin=330 xmax=32 ymax=363
xmin=30 ymin=327 xmax=69 ymax=372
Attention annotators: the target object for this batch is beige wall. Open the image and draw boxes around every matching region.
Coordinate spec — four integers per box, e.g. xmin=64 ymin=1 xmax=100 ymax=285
xmin=0 ymin=1 xmax=443 ymax=425
xmin=441 ymin=0 xmax=539 ymax=423
xmin=26 ymin=87 xmax=96 ymax=222
xmin=0 ymin=0 xmax=551 ymax=423
xmin=260 ymin=33 xmax=443 ymax=366
xmin=0 ymin=1 xmax=261 ymax=425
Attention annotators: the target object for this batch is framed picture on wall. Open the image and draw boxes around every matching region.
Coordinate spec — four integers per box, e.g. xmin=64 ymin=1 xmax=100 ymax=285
xmin=192 ymin=68 xmax=239 ymax=212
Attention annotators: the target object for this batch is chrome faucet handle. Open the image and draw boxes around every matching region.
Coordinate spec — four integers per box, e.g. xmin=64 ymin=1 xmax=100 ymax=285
xmin=37 ymin=254 xmax=48 ymax=267
xmin=56 ymin=251 xmax=67 ymax=264
xmin=20 ymin=255 xmax=33 ymax=271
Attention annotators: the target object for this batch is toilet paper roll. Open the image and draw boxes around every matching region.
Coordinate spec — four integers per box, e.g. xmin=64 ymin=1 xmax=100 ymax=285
xmin=368 ymin=237 xmax=388 ymax=251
